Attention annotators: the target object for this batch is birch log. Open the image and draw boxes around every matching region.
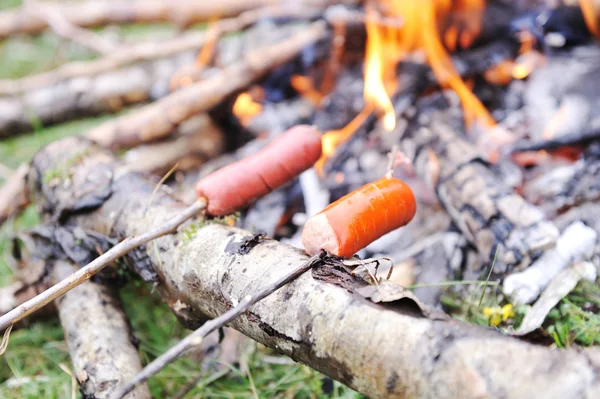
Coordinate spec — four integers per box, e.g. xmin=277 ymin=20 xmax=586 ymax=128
xmin=26 ymin=136 xmax=600 ymax=398
xmin=51 ymin=260 xmax=151 ymax=399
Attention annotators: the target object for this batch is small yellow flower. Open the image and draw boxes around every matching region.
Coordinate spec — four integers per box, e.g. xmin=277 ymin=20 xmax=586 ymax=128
xmin=482 ymin=307 xmax=495 ymax=317
xmin=482 ymin=304 xmax=515 ymax=326
xmin=501 ymin=304 xmax=515 ymax=321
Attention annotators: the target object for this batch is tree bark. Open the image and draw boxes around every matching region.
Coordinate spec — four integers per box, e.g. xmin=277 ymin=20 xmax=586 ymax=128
xmin=28 ymin=136 xmax=600 ymax=399
xmin=52 ymin=260 xmax=151 ymax=399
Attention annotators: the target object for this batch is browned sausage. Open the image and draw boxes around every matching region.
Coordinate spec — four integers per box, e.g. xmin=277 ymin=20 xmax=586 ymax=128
xmin=302 ymin=177 xmax=417 ymax=257
xmin=196 ymin=125 xmax=322 ymax=216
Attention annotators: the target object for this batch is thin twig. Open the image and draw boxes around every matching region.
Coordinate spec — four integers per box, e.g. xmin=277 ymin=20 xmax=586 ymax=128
xmin=111 ymin=251 xmax=326 ymax=399
xmin=476 ymin=244 xmax=500 ymax=311
xmin=32 ymin=3 xmax=117 ymax=55
xmin=0 ymin=199 xmax=206 ymax=333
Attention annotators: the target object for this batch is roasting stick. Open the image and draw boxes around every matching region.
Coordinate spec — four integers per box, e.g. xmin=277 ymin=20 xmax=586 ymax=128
xmin=112 ymin=251 xmax=326 ymax=399
xmin=0 ymin=200 xmax=206 ymax=332
xmin=0 ymin=125 xmax=323 ymax=334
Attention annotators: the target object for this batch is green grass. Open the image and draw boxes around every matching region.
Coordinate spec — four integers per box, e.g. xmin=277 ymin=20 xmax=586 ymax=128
xmin=440 ymin=274 xmax=600 ymax=347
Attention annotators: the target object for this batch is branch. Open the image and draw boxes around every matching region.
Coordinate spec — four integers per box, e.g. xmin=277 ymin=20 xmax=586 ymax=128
xmin=52 ymin=260 xmax=151 ymax=399
xmin=86 ymin=21 xmax=328 ymax=149
xmin=32 ymin=2 xmax=117 ymax=55
xmin=27 ymin=136 xmax=600 ymax=398
xmin=0 ymin=199 xmax=206 ymax=332
xmin=0 ymin=0 xmax=276 ymax=38
xmin=112 ymin=251 xmax=325 ymax=399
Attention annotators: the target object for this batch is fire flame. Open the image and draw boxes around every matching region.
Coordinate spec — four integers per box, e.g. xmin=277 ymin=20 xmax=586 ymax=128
xmin=364 ymin=5 xmax=397 ymax=132
xmin=580 ymin=0 xmax=600 ymax=38
xmin=317 ymin=0 xmax=494 ymax=174
xmin=290 ymin=75 xmax=324 ymax=106
xmin=232 ymin=92 xmax=262 ymax=126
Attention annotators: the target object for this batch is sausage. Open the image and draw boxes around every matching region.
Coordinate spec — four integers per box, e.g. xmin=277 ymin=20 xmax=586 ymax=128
xmin=196 ymin=125 xmax=322 ymax=216
xmin=302 ymin=177 xmax=417 ymax=257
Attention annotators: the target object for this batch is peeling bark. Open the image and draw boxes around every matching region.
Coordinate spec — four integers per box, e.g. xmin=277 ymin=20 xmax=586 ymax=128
xmin=399 ymin=101 xmax=560 ymax=273
xmin=51 ymin=260 xmax=151 ymax=399
xmin=27 ymin=136 xmax=600 ymax=398
xmin=86 ymin=22 xmax=328 ymax=149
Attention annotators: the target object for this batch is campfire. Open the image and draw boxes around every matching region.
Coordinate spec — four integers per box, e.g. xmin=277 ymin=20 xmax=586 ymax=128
xmin=1 ymin=0 xmax=600 ymax=397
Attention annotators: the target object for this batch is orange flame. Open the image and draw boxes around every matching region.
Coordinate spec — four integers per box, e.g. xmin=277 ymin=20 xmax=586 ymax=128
xmin=232 ymin=92 xmax=262 ymax=126
xmin=315 ymin=107 xmax=373 ymax=174
xmin=290 ymin=75 xmax=324 ymax=107
xmin=317 ymin=0 xmax=494 ymax=175
xmin=580 ymin=0 xmax=600 ymax=38
xmin=511 ymin=31 xmax=543 ymax=80
xmin=364 ymin=5 xmax=397 ymax=132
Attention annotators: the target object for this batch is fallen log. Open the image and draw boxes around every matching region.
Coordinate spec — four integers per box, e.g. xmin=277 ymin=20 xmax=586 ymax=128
xmin=86 ymin=22 xmax=328 ymax=149
xmin=52 ymin=260 xmax=151 ymax=399
xmin=398 ymin=98 xmax=560 ymax=273
xmin=27 ymin=136 xmax=600 ymax=398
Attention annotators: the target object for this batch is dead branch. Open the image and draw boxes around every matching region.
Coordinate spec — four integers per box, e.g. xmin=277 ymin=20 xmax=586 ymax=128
xmin=0 ymin=0 xmax=273 ymax=39
xmin=122 ymin=114 xmax=225 ymax=175
xmin=26 ymin=136 xmax=600 ymax=398
xmin=51 ymin=260 xmax=151 ymax=399
xmin=0 ymin=32 xmax=208 ymax=96
xmin=0 ymin=164 xmax=30 ymax=226
xmin=398 ymin=100 xmax=560 ymax=273
xmin=86 ymin=22 xmax=328 ymax=149
xmin=112 ymin=252 xmax=325 ymax=399
xmin=0 ymin=50 xmax=198 ymax=138
xmin=168 ymin=4 xmax=325 ymax=90
xmin=31 ymin=2 xmax=117 ymax=55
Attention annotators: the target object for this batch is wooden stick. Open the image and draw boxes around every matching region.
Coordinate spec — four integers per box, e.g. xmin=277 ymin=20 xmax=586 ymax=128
xmin=32 ymin=2 xmax=117 ymax=55
xmin=0 ymin=0 xmax=274 ymax=39
xmin=0 ymin=31 xmax=207 ymax=95
xmin=86 ymin=21 xmax=328 ymax=149
xmin=0 ymin=199 xmax=206 ymax=332
xmin=52 ymin=260 xmax=151 ymax=399
xmin=111 ymin=251 xmax=325 ymax=399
